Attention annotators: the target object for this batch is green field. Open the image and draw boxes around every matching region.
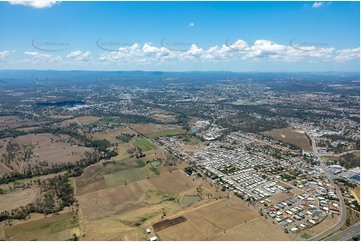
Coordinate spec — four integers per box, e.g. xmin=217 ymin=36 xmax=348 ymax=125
xmin=104 ymin=166 xmax=157 ymax=187
xmin=134 ymin=139 xmax=154 ymax=151
xmin=98 ymin=117 xmax=117 ymax=124
xmin=145 ymin=129 xmax=187 ymax=138
xmin=5 ymin=212 xmax=78 ymax=241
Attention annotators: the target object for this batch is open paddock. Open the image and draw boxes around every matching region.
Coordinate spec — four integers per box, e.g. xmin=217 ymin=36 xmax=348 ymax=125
xmin=262 ymin=128 xmax=312 ymax=151
xmin=0 ymin=116 xmax=39 ymax=131
xmin=157 ymin=198 xmax=260 ymax=240
xmin=77 ymin=182 xmax=146 ymax=220
xmin=4 ymin=212 xmax=78 ymax=241
xmin=57 ymin=116 xmax=100 ymax=127
xmin=148 ymin=170 xmax=197 ymax=195
xmin=0 ymin=187 xmax=38 ymax=212
xmin=128 ymin=123 xmax=187 ymax=138
xmin=92 ymin=127 xmax=135 ymax=144
xmin=0 ymin=133 xmax=93 ymax=176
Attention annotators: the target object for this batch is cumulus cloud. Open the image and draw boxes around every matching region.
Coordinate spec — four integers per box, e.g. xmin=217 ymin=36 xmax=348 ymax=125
xmin=97 ymin=40 xmax=359 ymax=64
xmin=66 ymin=50 xmax=91 ymax=61
xmin=189 ymin=22 xmax=195 ymax=27
xmin=9 ymin=1 xmax=60 ymax=8
xmin=24 ymin=51 xmax=61 ymax=63
xmin=334 ymin=48 xmax=360 ymax=62
xmin=18 ymin=40 xmax=359 ymax=66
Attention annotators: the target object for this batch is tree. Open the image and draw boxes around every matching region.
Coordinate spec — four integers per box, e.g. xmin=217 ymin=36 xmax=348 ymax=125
xmin=346 ymin=218 xmax=351 ymax=226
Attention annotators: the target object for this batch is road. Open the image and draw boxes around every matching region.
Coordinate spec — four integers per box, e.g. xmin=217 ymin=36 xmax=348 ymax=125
xmin=323 ymin=222 xmax=360 ymax=241
xmin=304 ymin=128 xmax=347 ymax=241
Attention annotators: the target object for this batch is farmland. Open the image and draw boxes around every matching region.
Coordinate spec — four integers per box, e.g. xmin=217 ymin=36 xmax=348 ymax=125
xmin=156 ymin=197 xmax=294 ymax=241
xmin=0 ymin=133 xmax=93 ymax=176
xmin=134 ymin=140 xmax=154 ymax=152
xmin=0 ymin=187 xmax=38 ymax=212
xmin=4 ymin=211 xmax=79 ymax=241
xmin=262 ymin=128 xmax=313 ymax=151
xmin=128 ymin=123 xmax=187 ymax=138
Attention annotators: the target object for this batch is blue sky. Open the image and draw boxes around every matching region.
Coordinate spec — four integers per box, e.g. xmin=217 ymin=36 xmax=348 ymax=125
xmin=0 ymin=1 xmax=359 ymax=72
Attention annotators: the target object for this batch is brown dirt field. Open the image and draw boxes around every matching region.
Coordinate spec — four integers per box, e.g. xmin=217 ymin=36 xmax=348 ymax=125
xmin=263 ymin=128 xmax=312 ymax=151
xmin=128 ymin=123 xmax=185 ymax=137
xmin=209 ymin=217 xmax=296 ymax=241
xmin=128 ymin=123 xmax=161 ymax=134
xmin=0 ymin=116 xmax=39 ymax=131
xmin=351 ymin=187 xmax=360 ymax=204
xmin=148 ymin=170 xmax=197 ymax=195
xmin=157 ymin=198 xmax=260 ymax=241
xmin=76 ymin=176 xmax=107 ymax=196
xmin=151 ymin=114 xmax=178 ymax=123
xmin=92 ymin=127 xmax=135 ymax=144
xmin=16 ymin=126 xmax=42 ymax=132
xmin=57 ymin=116 xmax=99 ymax=127
xmin=78 ymin=215 xmax=142 ymax=241
xmin=153 ymin=216 xmax=187 ymax=231
xmin=269 ymin=192 xmax=295 ymax=204
xmin=75 ymin=162 xmax=111 ymax=196
xmin=0 ymin=187 xmax=38 ymax=211
xmin=49 ymin=115 xmax=73 ymax=119
xmin=0 ymin=133 xmax=93 ymax=175
xmin=0 ymin=163 xmax=13 ymax=177
xmin=77 ymin=182 xmax=145 ymax=220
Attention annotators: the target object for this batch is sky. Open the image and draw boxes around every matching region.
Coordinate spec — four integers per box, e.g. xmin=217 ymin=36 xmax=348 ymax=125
xmin=0 ymin=1 xmax=360 ymax=72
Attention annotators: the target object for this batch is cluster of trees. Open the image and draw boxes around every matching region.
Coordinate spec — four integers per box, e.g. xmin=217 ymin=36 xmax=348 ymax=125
xmin=116 ymin=133 xmax=135 ymax=143
xmin=0 ymin=174 xmax=76 ymax=221
xmin=338 ymin=153 xmax=359 ymax=169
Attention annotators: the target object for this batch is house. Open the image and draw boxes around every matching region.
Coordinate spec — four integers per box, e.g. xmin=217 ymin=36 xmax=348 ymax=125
xmin=150 ymin=236 xmax=158 ymax=241
xmin=290 ymin=227 xmax=298 ymax=232
xmin=309 ymin=219 xmax=316 ymax=225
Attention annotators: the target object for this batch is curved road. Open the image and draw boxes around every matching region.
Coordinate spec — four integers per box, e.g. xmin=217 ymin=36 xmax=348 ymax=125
xmin=304 ymin=128 xmax=347 ymax=241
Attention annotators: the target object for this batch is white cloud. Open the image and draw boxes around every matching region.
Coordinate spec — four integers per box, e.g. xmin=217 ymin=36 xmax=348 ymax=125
xmin=24 ymin=51 xmax=61 ymax=63
xmin=66 ymin=50 xmax=91 ymax=61
xmin=312 ymin=2 xmax=331 ymax=8
xmin=0 ymin=50 xmax=14 ymax=59
xmin=334 ymin=48 xmax=360 ymax=62
xmin=189 ymin=22 xmax=195 ymax=27
xmin=8 ymin=1 xmax=60 ymax=8
xmin=18 ymin=40 xmax=359 ymax=66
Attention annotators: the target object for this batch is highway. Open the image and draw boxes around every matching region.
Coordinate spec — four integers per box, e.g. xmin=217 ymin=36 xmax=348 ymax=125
xmin=324 ymin=222 xmax=360 ymax=241
xmin=304 ymin=128 xmax=347 ymax=241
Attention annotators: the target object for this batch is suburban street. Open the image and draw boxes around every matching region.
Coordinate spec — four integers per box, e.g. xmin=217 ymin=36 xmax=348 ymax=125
xmin=304 ymin=128 xmax=348 ymax=241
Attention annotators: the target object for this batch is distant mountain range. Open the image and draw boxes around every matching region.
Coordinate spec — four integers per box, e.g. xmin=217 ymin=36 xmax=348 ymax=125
xmin=0 ymin=70 xmax=358 ymax=88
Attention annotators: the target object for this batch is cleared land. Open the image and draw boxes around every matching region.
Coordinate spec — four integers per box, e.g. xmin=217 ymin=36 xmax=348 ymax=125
xmin=0 ymin=133 xmax=93 ymax=176
xmin=128 ymin=123 xmax=187 ymax=138
xmin=134 ymin=139 xmax=154 ymax=152
xmin=351 ymin=187 xmax=360 ymax=203
xmin=0 ymin=187 xmax=38 ymax=211
xmin=263 ymin=128 xmax=312 ymax=151
xmin=4 ymin=212 xmax=79 ymax=241
xmin=157 ymin=198 xmax=294 ymax=241
xmin=58 ymin=116 xmax=100 ymax=127
xmin=0 ymin=116 xmax=41 ymax=131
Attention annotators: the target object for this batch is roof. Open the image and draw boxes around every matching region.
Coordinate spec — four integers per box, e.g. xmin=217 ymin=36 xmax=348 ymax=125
xmin=150 ymin=236 xmax=158 ymax=241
